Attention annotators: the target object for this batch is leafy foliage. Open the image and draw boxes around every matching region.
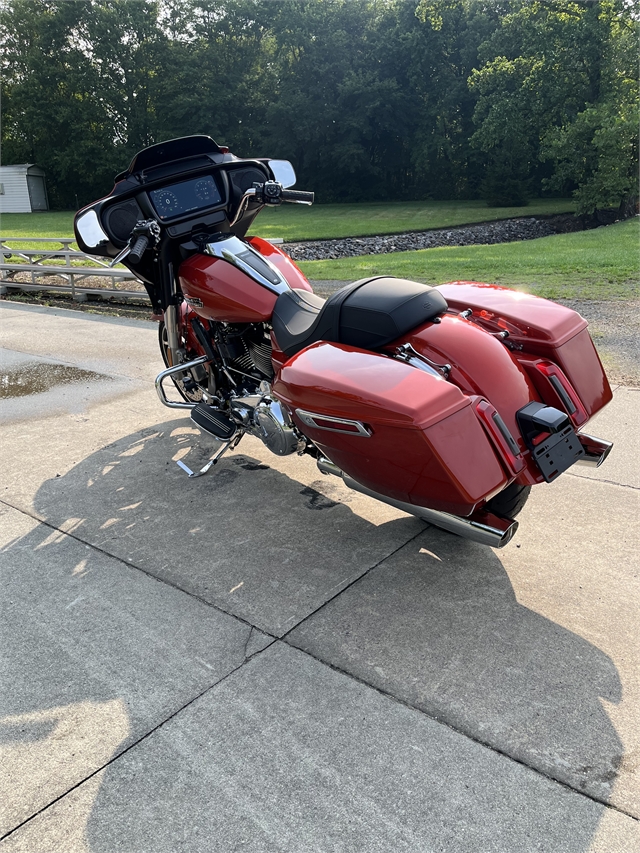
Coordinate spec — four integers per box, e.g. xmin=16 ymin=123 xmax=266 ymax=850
xmin=1 ymin=0 xmax=637 ymax=211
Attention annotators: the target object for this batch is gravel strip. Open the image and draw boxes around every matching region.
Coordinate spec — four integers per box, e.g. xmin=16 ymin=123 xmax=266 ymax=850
xmin=286 ymin=217 xmax=559 ymax=261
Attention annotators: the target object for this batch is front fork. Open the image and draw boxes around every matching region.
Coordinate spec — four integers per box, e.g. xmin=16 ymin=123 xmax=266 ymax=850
xmin=163 ymin=303 xmax=182 ymax=367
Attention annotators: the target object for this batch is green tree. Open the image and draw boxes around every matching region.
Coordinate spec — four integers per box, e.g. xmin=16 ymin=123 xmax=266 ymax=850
xmin=0 ymin=0 xmax=165 ymax=208
xmin=408 ymin=0 xmax=500 ymax=199
xmin=541 ymin=1 xmax=639 ymax=214
xmin=469 ymin=0 xmax=639 ymax=210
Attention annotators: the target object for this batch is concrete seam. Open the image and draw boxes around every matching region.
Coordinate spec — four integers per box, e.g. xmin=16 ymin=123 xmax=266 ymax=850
xmin=0 ymin=646 xmax=273 ymax=843
xmin=3 ymin=498 xmax=637 ymax=825
xmin=0 ymin=496 xmax=423 ymax=640
xmin=279 ymin=526 xmax=427 ymax=640
xmin=567 ymin=472 xmax=639 ymax=491
xmin=284 ymin=641 xmax=639 ymax=823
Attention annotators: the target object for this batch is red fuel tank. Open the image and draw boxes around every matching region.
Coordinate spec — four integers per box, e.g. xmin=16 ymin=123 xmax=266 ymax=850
xmin=179 ymin=254 xmax=278 ymax=323
xmin=247 ymin=236 xmax=313 ymax=292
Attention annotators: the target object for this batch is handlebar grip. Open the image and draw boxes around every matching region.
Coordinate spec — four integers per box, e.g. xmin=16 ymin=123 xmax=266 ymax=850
xmin=129 ymin=235 xmax=149 ymax=264
xmin=281 ymin=189 xmax=315 ymax=204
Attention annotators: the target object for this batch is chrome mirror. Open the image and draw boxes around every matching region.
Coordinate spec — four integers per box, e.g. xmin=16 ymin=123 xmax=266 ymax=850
xmin=269 ymin=160 xmax=296 ymax=188
xmin=76 ymin=209 xmax=108 ymax=249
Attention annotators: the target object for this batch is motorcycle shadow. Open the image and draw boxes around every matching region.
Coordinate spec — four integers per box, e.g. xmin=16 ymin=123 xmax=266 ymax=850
xmin=27 ymin=417 xmax=424 ymax=637
xmin=2 ymin=417 xmax=626 ymax=849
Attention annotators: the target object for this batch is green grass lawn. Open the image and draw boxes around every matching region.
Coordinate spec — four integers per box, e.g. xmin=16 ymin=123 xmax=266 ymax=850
xmin=254 ymin=198 xmax=575 ymax=240
xmin=3 ymin=203 xmax=636 ymax=301
xmin=1 ymin=211 xmax=78 ymax=239
xmin=298 ymin=218 xmax=640 ymax=300
xmin=1 ymin=198 xmax=575 ymax=243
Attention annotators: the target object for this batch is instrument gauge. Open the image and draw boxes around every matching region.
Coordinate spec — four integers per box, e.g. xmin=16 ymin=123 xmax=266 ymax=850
xmin=195 ymin=178 xmax=216 ymax=202
xmin=153 ymin=190 xmax=180 ymax=217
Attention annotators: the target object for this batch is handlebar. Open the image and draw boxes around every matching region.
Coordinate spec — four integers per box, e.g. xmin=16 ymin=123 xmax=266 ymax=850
xmin=230 ymin=182 xmax=314 ymax=226
xmin=281 ymin=189 xmax=315 ymax=205
xmin=109 ymin=218 xmax=160 ymax=267
xmin=129 ymin=235 xmax=149 ymax=264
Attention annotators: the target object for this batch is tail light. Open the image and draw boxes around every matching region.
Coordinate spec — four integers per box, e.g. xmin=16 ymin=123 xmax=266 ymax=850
xmin=533 ymin=361 xmax=588 ymax=427
xmin=474 ymin=398 xmax=525 ymax=477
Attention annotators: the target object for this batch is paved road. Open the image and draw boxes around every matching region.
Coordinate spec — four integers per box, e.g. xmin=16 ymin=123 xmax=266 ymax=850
xmin=0 ymin=301 xmax=638 ymax=852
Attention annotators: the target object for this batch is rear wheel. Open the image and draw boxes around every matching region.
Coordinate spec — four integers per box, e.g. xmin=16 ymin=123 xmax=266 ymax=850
xmin=158 ymin=321 xmax=206 ymax=404
xmin=485 ymin=482 xmax=531 ymax=519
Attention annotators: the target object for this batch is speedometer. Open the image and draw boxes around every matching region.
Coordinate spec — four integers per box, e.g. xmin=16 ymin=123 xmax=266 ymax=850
xmin=153 ymin=190 xmax=180 ymax=217
xmin=195 ymin=178 xmax=216 ymax=202
xmin=149 ymin=175 xmax=222 ymax=221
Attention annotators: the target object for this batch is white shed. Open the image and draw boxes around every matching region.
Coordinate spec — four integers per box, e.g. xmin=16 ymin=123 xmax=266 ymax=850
xmin=0 ymin=165 xmax=49 ymax=213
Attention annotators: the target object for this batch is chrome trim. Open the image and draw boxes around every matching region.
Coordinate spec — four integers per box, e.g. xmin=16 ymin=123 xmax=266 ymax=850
xmin=316 ymin=458 xmax=518 ymax=548
xmin=296 ymin=409 xmax=372 ymax=437
xmin=204 ymin=234 xmax=290 ymax=294
xmin=317 ymin=457 xmax=342 ymax=477
xmin=229 ymin=187 xmax=257 ymax=227
xmin=155 ymin=355 xmax=209 ymax=409
xmin=252 ymin=400 xmax=300 ymax=456
xmin=164 ymin=304 xmax=180 ymax=363
xmin=109 ymin=243 xmax=132 ymax=267
xmin=394 ymin=343 xmax=451 ymax=377
xmin=575 ymin=433 xmax=613 ymax=468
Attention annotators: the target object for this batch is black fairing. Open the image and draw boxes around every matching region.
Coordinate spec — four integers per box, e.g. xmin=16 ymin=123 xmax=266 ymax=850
xmin=119 ymin=135 xmax=223 ymax=179
xmin=272 ymin=277 xmax=449 ymax=356
xmin=73 ymin=135 xmax=276 ymax=310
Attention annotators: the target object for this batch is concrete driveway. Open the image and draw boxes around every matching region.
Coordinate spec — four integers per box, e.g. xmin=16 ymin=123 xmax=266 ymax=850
xmin=0 ymin=301 xmax=638 ymax=852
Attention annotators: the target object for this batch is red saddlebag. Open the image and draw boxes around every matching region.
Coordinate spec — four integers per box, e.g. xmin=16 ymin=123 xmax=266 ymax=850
xmin=272 ymin=341 xmax=509 ymax=517
xmin=437 ymin=282 xmax=612 ymax=426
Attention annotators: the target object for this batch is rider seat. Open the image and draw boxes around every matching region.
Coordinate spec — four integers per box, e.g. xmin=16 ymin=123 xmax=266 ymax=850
xmin=271 ymin=276 xmax=448 ymax=357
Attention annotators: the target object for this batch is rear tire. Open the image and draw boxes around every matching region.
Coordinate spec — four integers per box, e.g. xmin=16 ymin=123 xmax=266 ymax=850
xmin=485 ymin=482 xmax=531 ymax=519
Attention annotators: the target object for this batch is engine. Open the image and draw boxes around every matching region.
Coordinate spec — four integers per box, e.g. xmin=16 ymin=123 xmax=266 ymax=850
xmin=214 ymin=323 xmax=274 ymax=381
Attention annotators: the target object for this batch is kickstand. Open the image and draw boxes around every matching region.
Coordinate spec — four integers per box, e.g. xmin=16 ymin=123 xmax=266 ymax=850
xmin=176 ymin=433 xmax=243 ymax=478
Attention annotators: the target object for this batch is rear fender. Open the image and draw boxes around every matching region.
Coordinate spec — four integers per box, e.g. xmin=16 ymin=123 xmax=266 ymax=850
xmin=400 ymin=313 xmax=540 ymax=453
xmin=436 ymin=281 xmax=612 ymax=418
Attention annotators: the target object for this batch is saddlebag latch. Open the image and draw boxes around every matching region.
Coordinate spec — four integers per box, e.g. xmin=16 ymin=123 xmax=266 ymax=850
xmin=516 ymin=402 xmax=585 ymax=482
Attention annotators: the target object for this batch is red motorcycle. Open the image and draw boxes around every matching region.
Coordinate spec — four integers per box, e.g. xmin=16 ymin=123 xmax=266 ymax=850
xmin=75 ymin=135 xmax=613 ymax=548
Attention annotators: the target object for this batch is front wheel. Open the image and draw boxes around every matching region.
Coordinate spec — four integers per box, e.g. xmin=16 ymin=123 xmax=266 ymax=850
xmin=485 ymin=482 xmax=531 ymax=519
xmin=158 ymin=321 xmax=206 ymax=403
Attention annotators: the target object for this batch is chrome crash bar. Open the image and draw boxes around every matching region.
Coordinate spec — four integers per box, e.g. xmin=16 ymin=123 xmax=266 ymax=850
xmin=155 ymin=355 xmax=209 ymax=410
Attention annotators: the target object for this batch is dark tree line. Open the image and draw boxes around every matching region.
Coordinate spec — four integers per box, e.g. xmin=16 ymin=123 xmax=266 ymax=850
xmin=1 ymin=0 xmax=637 ymax=211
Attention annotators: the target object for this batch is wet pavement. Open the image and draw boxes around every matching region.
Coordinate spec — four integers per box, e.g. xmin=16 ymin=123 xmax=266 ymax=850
xmin=0 ymin=360 xmax=109 ymax=399
xmin=0 ymin=301 xmax=638 ymax=852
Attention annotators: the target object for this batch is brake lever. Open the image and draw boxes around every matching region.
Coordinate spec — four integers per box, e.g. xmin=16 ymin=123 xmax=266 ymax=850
xmin=109 ymin=244 xmax=131 ymax=267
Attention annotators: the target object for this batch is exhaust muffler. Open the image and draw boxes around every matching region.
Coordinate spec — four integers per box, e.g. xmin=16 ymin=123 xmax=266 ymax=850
xmin=317 ymin=458 xmax=518 ymax=548
xmin=576 ymin=433 xmax=613 ymax=468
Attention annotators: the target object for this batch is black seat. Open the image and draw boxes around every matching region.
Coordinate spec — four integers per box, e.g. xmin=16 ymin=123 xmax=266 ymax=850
xmin=271 ymin=276 xmax=448 ymax=357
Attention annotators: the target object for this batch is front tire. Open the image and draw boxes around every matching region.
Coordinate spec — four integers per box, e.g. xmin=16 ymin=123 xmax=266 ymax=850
xmin=485 ymin=482 xmax=531 ymax=519
xmin=158 ymin=321 xmax=206 ymax=403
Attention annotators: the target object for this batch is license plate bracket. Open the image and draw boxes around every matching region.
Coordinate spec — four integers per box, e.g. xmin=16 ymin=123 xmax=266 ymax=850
xmin=532 ymin=425 xmax=585 ymax=482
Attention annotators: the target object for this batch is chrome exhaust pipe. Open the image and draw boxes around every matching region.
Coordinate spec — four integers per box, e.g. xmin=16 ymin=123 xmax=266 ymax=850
xmin=576 ymin=433 xmax=613 ymax=468
xmin=317 ymin=458 xmax=518 ymax=548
